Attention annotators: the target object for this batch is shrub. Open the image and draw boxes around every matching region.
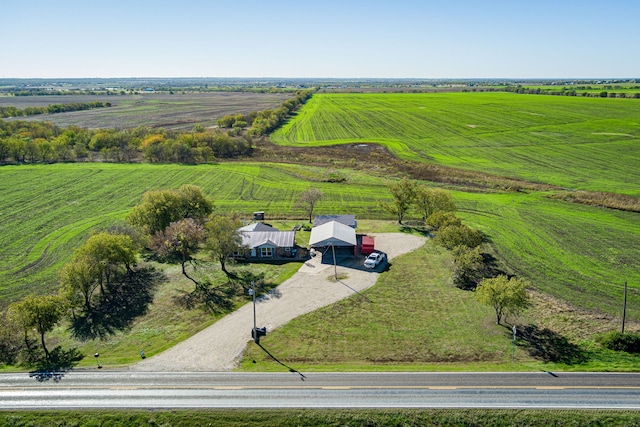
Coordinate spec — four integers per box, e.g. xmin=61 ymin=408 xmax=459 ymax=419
xmin=425 ymin=211 xmax=461 ymax=230
xmin=598 ymin=331 xmax=640 ymax=354
xmin=434 ymin=224 xmax=483 ymax=249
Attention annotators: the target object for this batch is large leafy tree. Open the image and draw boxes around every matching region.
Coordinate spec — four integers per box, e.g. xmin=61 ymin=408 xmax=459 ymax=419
xmin=452 ymin=245 xmax=485 ymax=290
xmin=0 ymin=310 xmax=22 ymax=365
xmin=127 ymin=184 xmax=213 ymax=235
xmin=151 ymin=218 xmax=206 ymax=286
xmin=59 ymin=255 xmax=100 ymax=315
xmin=59 ymin=232 xmax=137 ymax=315
xmin=475 ymin=275 xmax=530 ymax=324
xmin=380 ymin=177 xmax=417 ymax=224
xmin=415 ymin=187 xmax=456 ymax=220
xmin=206 ymin=214 xmax=243 ymax=277
xmin=8 ymin=294 xmax=65 ymax=361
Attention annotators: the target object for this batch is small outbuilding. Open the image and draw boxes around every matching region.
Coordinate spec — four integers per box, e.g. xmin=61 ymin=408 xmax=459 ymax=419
xmin=359 ymin=235 xmax=375 ymax=255
xmin=309 ymin=220 xmax=357 ymax=260
xmin=313 ymin=214 xmax=357 ymax=229
xmin=239 ymin=222 xmax=277 ymax=232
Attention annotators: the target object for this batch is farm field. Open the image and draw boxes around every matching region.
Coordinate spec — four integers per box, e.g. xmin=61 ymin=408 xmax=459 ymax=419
xmin=0 ymin=92 xmax=290 ymax=130
xmin=0 ymin=162 xmax=389 ymax=306
xmin=0 ymin=163 xmax=638 ymax=325
xmin=514 ymin=83 xmax=640 ymax=95
xmin=272 ymin=92 xmax=640 ymax=196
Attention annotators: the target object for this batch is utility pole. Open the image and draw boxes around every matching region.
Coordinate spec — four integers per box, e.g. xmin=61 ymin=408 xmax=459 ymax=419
xmin=622 ymin=281 xmax=627 ymax=334
xmin=250 ymin=281 xmax=257 ymax=335
xmin=512 ymin=325 xmax=516 ymax=363
xmin=331 ymin=243 xmax=337 ymax=280
xmin=249 ymin=281 xmax=266 ymax=344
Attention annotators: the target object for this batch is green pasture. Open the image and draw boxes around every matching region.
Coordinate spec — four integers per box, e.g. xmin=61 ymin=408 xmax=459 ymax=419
xmin=0 ymin=162 xmax=390 ymax=306
xmin=242 ymin=242 xmax=520 ymax=370
xmin=272 ymin=92 xmax=640 ymax=195
xmin=1 ymin=163 xmax=638 ymax=323
xmin=456 ymin=191 xmax=640 ymax=321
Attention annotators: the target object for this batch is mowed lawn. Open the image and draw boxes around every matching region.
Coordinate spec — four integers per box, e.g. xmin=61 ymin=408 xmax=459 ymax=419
xmin=241 ymin=242 xmax=517 ymax=370
xmin=272 ymin=93 xmax=640 ymax=195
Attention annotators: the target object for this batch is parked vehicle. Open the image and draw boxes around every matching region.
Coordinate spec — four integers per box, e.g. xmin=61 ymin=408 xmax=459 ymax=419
xmin=364 ymin=251 xmax=385 ymax=268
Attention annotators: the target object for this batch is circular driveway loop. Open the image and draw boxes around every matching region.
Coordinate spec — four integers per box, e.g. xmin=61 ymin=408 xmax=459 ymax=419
xmin=132 ymin=233 xmax=426 ymax=371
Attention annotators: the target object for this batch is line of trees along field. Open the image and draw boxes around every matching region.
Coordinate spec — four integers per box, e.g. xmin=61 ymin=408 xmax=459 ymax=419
xmin=0 ymin=89 xmax=314 ymax=164
xmin=0 ymin=101 xmax=109 ymax=118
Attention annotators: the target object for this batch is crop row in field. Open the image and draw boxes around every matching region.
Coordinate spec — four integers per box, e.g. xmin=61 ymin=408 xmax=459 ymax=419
xmin=0 ymin=92 xmax=290 ymax=130
xmin=272 ymin=93 xmax=640 ymax=196
xmin=1 ymin=163 xmax=638 ymax=323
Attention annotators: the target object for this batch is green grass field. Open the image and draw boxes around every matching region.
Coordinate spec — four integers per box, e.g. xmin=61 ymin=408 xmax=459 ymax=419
xmin=2 ymin=90 xmax=640 ymax=372
xmin=455 ymin=191 xmax=640 ymax=320
xmin=0 ymin=163 xmax=390 ymax=305
xmin=272 ymin=93 xmax=640 ymax=195
xmin=1 ymin=163 xmax=638 ymax=323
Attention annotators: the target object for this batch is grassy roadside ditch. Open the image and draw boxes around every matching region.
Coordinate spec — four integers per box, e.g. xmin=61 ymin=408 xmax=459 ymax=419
xmin=1 ymin=409 xmax=639 ymax=426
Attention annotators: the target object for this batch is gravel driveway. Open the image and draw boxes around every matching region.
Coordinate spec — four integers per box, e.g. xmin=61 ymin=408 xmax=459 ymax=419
xmin=131 ymin=233 xmax=426 ymax=372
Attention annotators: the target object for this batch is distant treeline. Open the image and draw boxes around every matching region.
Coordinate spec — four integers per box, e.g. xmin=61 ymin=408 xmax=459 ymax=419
xmin=0 ymin=101 xmax=110 ymax=118
xmin=505 ymin=85 xmax=640 ymax=98
xmin=217 ymin=89 xmax=314 ymax=136
xmin=4 ymin=87 xmax=303 ymax=96
xmin=0 ymin=90 xmax=314 ymax=164
xmin=0 ymin=121 xmax=254 ymax=164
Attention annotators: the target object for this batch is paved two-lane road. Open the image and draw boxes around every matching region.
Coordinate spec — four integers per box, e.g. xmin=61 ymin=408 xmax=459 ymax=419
xmin=1 ymin=371 xmax=639 ymax=409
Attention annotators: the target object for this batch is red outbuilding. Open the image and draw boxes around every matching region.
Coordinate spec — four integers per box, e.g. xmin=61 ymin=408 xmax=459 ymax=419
xmin=360 ymin=235 xmax=375 ymax=255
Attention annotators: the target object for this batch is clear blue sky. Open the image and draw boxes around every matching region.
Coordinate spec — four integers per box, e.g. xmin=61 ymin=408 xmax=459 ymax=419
xmin=3 ymin=0 xmax=639 ymax=79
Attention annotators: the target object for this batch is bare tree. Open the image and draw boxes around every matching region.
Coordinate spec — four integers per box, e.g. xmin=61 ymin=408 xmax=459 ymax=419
xmin=296 ymin=188 xmax=323 ymax=223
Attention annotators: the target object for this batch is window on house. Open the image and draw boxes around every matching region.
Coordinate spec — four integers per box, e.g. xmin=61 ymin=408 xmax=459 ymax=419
xmin=261 ymin=247 xmax=273 ymax=257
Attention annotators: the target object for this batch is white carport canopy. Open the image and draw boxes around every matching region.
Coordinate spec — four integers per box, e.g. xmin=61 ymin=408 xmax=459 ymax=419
xmin=309 ymin=220 xmax=357 ymax=248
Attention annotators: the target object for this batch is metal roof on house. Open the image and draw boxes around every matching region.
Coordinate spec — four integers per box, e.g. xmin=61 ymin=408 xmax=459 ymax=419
xmin=240 ymin=230 xmax=295 ymax=249
xmin=313 ymin=214 xmax=357 ymax=229
xmin=238 ymin=222 xmax=277 ymax=232
xmin=309 ymin=220 xmax=357 ymax=247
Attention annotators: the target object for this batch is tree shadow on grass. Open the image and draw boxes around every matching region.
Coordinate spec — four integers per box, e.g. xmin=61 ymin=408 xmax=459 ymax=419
xmin=70 ymin=266 xmax=165 ymax=341
xmin=173 ymin=280 xmax=237 ymax=314
xmin=517 ymin=324 xmax=588 ymax=364
xmin=173 ymin=270 xmax=282 ymax=314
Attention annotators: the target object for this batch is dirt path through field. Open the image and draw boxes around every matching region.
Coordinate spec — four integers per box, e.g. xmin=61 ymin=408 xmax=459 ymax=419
xmin=131 ymin=233 xmax=426 ymax=372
